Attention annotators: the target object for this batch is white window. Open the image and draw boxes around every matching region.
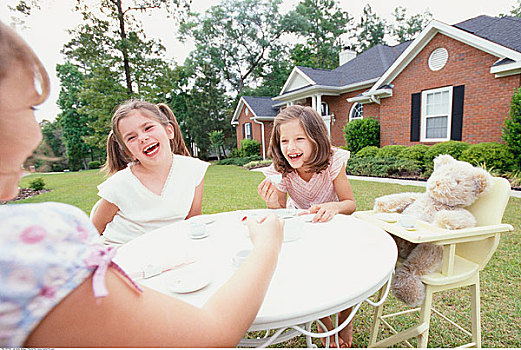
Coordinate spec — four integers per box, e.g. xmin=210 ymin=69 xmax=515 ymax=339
xmin=244 ymin=122 xmax=252 ymax=139
xmin=421 ymin=86 xmax=453 ymax=142
xmin=321 ymin=102 xmax=330 ymax=116
xmin=245 ymin=107 xmax=249 ymax=116
xmin=349 ymin=103 xmax=363 ymax=121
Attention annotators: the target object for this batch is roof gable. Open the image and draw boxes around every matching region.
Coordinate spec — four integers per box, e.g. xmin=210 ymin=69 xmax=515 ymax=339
xmin=369 ymin=18 xmax=521 ymax=93
xmin=231 ymin=96 xmax=279 ymax=125
xmin=279 ymin=67 xmax=315 ymax=95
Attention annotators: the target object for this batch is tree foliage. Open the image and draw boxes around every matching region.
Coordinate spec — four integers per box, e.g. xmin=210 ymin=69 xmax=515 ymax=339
xmin=179 ymin=0 xmax=286 ymax=95
xmin=284 ymin=0 xmax=352 ymax=69
xmin=391 ymin=6 xmax=432 ymax=43
xmin=351 ymin=5 xmax=386 ymax=54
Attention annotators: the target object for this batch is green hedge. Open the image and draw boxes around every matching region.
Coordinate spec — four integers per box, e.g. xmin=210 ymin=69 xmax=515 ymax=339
xmin=377 ymin=145 xmax=407 ymax=158
xmin=460 ymin=142 xmax=515 ymax=173
xmin=214 ymin=155 xmax=262 ymax=166
xmin=346 ymin=156 xmax=421 ymax=178
xmin=356 ymin=146 xmax=379 ymax=158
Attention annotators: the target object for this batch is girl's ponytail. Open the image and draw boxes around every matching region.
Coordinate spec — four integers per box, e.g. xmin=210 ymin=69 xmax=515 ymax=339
xmin=101 ymin=131 xmax=132 ymax=175
xmin=157 ymin=103 xmax=190 ymax=156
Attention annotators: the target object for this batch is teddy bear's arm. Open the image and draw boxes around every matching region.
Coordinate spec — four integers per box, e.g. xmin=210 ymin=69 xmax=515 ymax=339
xmin=374 ymin=192 xmax=419 ymax=213
xmin=434 ymin=208 xmax=477 ymax=230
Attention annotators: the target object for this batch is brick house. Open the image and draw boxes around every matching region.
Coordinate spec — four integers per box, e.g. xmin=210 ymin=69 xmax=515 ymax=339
xmin=231 ymin=15 xmax=521 ymax=158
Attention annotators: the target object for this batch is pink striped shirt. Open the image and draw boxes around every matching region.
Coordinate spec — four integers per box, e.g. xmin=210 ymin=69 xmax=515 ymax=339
xmin=263 ymin=148 xmax=350 ymax=209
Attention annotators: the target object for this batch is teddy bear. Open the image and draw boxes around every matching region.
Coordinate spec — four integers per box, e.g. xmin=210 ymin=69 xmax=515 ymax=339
xmin=373 ymin=154 xmax=493 ymax=306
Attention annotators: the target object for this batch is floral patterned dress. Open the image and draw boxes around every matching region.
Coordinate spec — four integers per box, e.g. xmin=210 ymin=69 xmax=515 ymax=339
xmin=0 ymin=202 xmax=139 ymax=346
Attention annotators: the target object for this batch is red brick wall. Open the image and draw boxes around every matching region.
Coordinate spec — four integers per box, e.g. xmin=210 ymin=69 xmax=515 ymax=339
xmin=323 ymin=90 xmax=381 ymax=147
xmin=235 ymin=104 xmax=273 ymax=157
xmin=378 ymin=33 xmax=521 ymax=146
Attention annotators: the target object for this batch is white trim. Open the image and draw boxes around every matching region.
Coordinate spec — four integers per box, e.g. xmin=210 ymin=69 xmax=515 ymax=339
xmin=244 ymin=122 xmax=252 ymax=140
xmin=279 ymin=67 xmax=316 ymax=95
xmin=420 ymin=86 xmax=453 ymax=142
xmin=347 ymin=87 xmax=393 ymax=103
xmin=273 ymin=78 xmax=378 ymax=102
xmin=490 ymin=60 xmax=521 ymax=77
xmin=369 ymin=19 xmax=521 ymax=93
xmin=252 ymin=118 xmax=266 ymax=159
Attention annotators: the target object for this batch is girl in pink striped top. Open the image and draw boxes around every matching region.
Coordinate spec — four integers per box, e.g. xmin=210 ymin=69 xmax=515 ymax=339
xmin=258 ymin=105 xmax=356 ymax=347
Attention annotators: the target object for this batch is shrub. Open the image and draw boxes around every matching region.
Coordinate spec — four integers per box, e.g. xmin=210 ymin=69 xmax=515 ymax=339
xmin=243 ymin=159 xmax=272 ymax=169
xmin=503 ymin=87 xmax=521 ymax=169
xmin=215 ymin=155 xmax=262 ymax=166
xmin=343 ymin=118 xmax=380 ymax=154
xmin=29 ymin=177 xmax=46 ymax=191
xmin=240 ymin=139 xmax=262 ymax=157
xmin=424 ymin=141 xmax=470 ymax=163
xmin=88 ymin=160 xmax=101 ymax=169
xmin=229 ymin=148 xmax=243 ymax=158
xmin=356 ymin=146 xmax=379 ymax=158
xmin=346 ymin=156 xmax=421 ymax=178
xmin=401 ymin=144 xmax=429 ymax=164
xmin=460 ymin=142 xmax=515 ymax=173
xmin=377 ymin=145 xmax=407 ymax=158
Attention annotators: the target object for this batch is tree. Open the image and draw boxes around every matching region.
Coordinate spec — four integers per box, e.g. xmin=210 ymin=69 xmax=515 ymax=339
xmin=351 ymin=4 xmax=387 ymax=54
xmin=56 ymin=63 xmax=93 ymax=171
xmin=284 ymin=0 xmax=353 ymax=69
xmin=503 ymin=88 xmax=521 ymax=170
xmin=179 ymin=0 xmax=286 ymax=95
xmin=391 ymin=6 xmax=432 ymax=43
xmin=209 ymin=130 xmax=225 ymax=160
xmin=183 ymin=63 xmax=233 ymax=158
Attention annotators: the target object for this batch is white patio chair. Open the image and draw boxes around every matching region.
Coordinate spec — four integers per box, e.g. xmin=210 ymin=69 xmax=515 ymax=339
xmin=354 ymin=176 xmax=514 ymax=348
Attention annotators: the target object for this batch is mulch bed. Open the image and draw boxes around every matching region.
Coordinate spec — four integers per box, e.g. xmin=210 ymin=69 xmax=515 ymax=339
xmin=0 ymin=188 xmax=52 ymax=204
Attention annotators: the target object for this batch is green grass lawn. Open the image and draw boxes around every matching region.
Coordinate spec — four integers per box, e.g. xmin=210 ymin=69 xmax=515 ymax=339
xmin=14 ymin=165 xmax=521 ymax=348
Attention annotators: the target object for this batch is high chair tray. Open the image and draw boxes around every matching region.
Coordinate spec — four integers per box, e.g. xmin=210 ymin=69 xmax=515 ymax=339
xmin=354 ymin=210 xmax=513 ymax=244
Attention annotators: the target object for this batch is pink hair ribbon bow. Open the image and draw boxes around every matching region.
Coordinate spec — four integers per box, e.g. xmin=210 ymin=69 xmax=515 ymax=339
xmin=84 ymin=245 xmax=143 ymax=298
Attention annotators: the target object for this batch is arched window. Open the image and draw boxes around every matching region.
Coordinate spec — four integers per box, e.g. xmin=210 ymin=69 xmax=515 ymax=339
xmin=349 ymin=103 xmax=363 ymax=121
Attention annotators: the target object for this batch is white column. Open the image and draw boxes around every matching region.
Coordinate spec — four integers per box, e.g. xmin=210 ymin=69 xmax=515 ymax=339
xmin=316 ymin=94 xmax=322 ymax=115
xmin=311 ymin=95 xmax=316 ymax=111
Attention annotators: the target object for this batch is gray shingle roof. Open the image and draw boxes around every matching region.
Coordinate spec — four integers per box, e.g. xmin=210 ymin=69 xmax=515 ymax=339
xmin=243 ymin=96 xmax=279 ymax=117
xmin=284 ymin=41 xmax=412 ymax=94
xmin=455 ymin=15 xmax=521 ymax=53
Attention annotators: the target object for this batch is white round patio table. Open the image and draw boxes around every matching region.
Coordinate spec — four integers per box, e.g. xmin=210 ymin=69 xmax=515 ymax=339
xmin=114 ymin=210 xmax=397 ymax=347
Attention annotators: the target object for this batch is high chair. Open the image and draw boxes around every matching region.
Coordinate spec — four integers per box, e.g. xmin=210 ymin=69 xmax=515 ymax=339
xmin=354 ymin=177 xmax=514 ymax=348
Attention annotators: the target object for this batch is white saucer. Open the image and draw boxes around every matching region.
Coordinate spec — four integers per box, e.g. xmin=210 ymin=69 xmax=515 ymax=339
xmin=374 ymin=213 xmax=399 ymax=223
xmin=167 ymin=266 xmax=212 ymax=294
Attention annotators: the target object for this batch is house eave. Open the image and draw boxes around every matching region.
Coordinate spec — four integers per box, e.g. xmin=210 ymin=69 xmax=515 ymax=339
xmin=490 ymin=60 xmax=521 ymax=77
xmin=347 ymin=88 xmax=393 ymax=104
xmin=273 ymin=78 xmax=379 ymax=103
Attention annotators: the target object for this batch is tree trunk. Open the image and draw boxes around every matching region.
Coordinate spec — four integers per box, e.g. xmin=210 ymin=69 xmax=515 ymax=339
xmin=115 ymin=0 xmax=133 ymax=96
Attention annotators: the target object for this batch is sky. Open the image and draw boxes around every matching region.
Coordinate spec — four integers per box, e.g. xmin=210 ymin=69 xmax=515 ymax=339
xmin=1 ymin=0 xmax=518 ymax=122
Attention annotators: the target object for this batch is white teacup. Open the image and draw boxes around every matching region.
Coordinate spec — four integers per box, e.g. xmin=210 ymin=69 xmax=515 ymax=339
xmin=189 ymin=222 xmax=208 ymax=239
xmin=399 ymin=215 xmax=417 ymax=229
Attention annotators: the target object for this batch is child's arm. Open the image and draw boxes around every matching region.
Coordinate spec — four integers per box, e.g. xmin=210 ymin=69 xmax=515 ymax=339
xmin=308 ymin=164 xmax=356 ymax=222
xmin=25 ymin=214 xmax=284 ymax=348
xmin=91 ymin=199 xmax=119 ymax=235
xmin=257 ymin=178 xmax=286 ymax=209
xmin=185 ymin=179 xmax=205 ymax=219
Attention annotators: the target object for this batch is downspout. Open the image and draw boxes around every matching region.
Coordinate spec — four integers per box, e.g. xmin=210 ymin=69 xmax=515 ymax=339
xmin=252 ymin=118 xmax=266 ymax=160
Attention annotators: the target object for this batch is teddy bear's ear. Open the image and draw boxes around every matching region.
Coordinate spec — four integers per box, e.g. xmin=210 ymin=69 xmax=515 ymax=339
xmin=473 ymin=170 xmax=492 ymax=194
xmin=433 ymin=154 xmax=455 ymax=170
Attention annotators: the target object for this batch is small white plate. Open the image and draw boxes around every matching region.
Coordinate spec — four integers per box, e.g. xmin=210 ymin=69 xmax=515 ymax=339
xmin=167 ymin=267 xmax=212 ymax=294
xmin=374 ymin=213 xmax=399 ymax=223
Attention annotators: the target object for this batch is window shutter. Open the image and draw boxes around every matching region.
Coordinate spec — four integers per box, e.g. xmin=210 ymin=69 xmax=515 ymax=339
xmin=242 ymin=123 xmax=245 ymax=139
xmin=410 ymin=93 xmax=421 ymax=142
xmin=451 ymin=85 xmax=464 ymax=141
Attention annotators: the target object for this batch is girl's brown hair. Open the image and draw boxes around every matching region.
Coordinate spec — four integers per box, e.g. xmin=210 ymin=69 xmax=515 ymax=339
xmin=0 ymin=21 xmax=50 ymax=105
xmin=102 ymin=100 xmax=190 ymax=175
xmin=268 ymin=105 xmax=332 ymax=176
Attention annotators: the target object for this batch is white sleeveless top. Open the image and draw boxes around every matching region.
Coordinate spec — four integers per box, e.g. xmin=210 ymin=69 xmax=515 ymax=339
xmin=97 ymin=154 xmax=209 ymax=245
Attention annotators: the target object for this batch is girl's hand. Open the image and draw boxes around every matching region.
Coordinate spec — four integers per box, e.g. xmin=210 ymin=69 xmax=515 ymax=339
xmin=308 ymin=202 xmax=340 ymax=223
xmin=257 ymin=178 xmax=281 ymax=209
xmin=247 ymin=213 xmax=284 ymax=254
